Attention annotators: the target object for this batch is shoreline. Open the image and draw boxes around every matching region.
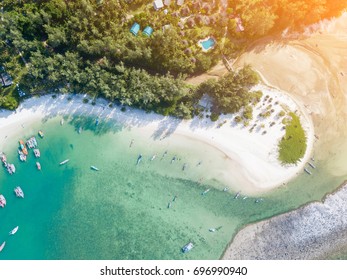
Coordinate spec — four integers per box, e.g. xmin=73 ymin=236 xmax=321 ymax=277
xmin=222 ymin=180 xmax=347 ymax=260
xmin=222 ymin=12 xmax=347 ymax=259
xmin=0 ymin=86 xmax=313 ymax=195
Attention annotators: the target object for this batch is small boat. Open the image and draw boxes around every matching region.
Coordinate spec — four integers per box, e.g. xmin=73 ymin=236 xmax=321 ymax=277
xmin=304 ymin=168 xmax=312 ymax=175
xmin=255 ymin=198 xmax=263 ymax=203
xmin=243 ymin=196 xmax=248 ymax=200
xmin=18 ymin=150 xmax=27 ymax=162
xmin=36 ymin=162 xmax=41 ymax=170
xmin=201 ymin=188 xmax=210 ymax=195
xmin=95 ymin=118 xmax=99 ymax=126
xmin=33 ymin=149 xmax=40 ymax=158
xmin=0 ymin=153 xmax=7 ymax=163
xmin=172 ymin=195 xmax=177 ymax=202
xmin=38 ymin=130 xmax=44 ymax=138
xmin=197 ymin=161 xmax=202 ymax=166
xmin=19 ymin=140 xmax=25 ymax=150
xmin=167 ymin=202 xmax=172 ymax=209
xmin=90 ymin=166 xmax=99 ymax=171
xmin=14 ymin=186 xmax=24 ymax=198
xmin=170 ymin=156 xmax=177 ymax=164
xmin=234 ymin=192 xmax=240 ymax=199
xmin=209 ymin=228 xmax=216 ymax=232
xmin=60 ymin=118 xmax=64 ymax=125
xmin=223 ymin=187 xmax=228 ymax=192
xmin=0 ymin=241 xmax=5 ymax=252
xmin=182 ymin=242 xmax=193 ymax=253
xmin=78 ymin=127 xmax=82 ymax=134
xmin=8 ymin=163 xmax=15 ymax=174
xmin=0 ymin=194 xmax=6 ymax=208
xmin=9 ymin=226 xmax=19 ymax=235
xmin=129 ymin=139 xmax=134 ymax=148
xmin=161 ymin=150 xmax=168 ymax=159
xmin=150 ymin=154 xmax=157 ymax=161
xmin=59 ymin=159 xmax=70 ymax=165
xmin=308 ymin=162 xmax=316 ymax=169
xmin=136 ymin=154 xmax=142 ymax=165
xmin=182 ymin=163 xmax=187 ymax=171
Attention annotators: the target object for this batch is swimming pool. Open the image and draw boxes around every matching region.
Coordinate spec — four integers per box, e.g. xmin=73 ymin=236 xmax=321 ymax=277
xmin=199 ymin=37 xmax=216 ymax=51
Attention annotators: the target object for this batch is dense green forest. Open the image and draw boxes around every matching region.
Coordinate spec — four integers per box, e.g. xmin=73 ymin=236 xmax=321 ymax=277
xmin=0 ymin=0 xmax=345 ymax=116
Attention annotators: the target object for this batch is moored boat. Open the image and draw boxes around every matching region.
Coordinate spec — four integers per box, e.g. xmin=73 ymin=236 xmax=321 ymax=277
xmin=304 ymin=168 xmax=312 ymax=175
xmin=308 ymin=162 xmax=316 ymax=169
xmin=36 ymin=162 xmax=41 ymax=170
xmin=0 ymin=152 xmax=7 ymax=164
xmin=9 ymin=226 xmax=19 ymax=235
xmin=14 ymin=186 xmax=24 ymax=198
xmin=90 ymin=166 xmax=99 ymax=171
xmin=201 ymin=188 xmax=210 ymax=195
xmin=60 ymin=118 xmax=64 ymax=125
xmin=7 ymin=163 xmax=15 ymax=174
xmin=136 ymin=154 xmax=142 ymax=165
xmin=33 ymin=149 xmax=41 ymax=158
xmin=234 ymin=191 xmax=240 ymax=199
xmin=0 ymin=241 xmax=5 ymax=252
xmin=181 ymin=242 xmax=193 ymax=253
xmin=38 ymin=130 xmax=44 ymax=138
xmin=150 ymin=154 xmax=157 ymax=161
xmin=0 ymin=194 xmax=6 ymax=208
xmin=59 ymin=159 xmax=70 ymax=165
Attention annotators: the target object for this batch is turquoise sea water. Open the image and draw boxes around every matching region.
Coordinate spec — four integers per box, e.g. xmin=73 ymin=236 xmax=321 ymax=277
xmin=0 ymin=114 xmax=345 ymax=260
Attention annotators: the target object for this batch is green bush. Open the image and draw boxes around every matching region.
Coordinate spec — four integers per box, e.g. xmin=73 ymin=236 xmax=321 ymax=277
xmin=210 ymin=112 xmax=219 ymax=122
xmin=278 ymin=112 xmax=307 ymax=164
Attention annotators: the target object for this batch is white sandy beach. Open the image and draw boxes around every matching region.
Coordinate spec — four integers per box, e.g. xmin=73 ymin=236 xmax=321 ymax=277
xmin=1 ymin=83 xmax=314 ymax=195
xmin=221 ymin=12 xmax=347 ymax=259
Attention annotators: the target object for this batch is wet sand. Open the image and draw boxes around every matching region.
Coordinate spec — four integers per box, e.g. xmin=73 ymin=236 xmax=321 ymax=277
xmin=223 ymin=12 xmax=347 ymax=259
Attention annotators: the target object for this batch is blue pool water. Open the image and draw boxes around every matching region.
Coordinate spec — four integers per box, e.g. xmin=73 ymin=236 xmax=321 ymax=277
xmin=200 ymin=38 xmax=216 ymax=51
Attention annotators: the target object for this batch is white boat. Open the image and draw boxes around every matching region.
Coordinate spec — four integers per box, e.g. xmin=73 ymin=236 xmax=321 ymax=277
xmin=33 ymin=149 xmax=40 ymax=158
xmin=150 ymin=154 xmax=157 ymax=161
xmin=90 ymin=166 xmax=99 ymax=171
xmin=304 ymin=168 xmax=312 ymax=175
xmin=9 ymin=226 xmax=19 ymax=235
xmin=14 ymin=186 xmax=24 ymax=198
xmin=136 ymin=154 xmax=142 ymax=165
xmin=78 ymin=127 xmax=82 ymax=134
xmin=0 ymin=241 xmax=5 ymax=252
xmin=234 ymin=192 xmax=240 ymax=199
xmin=308 ymin=162 xmax=316 ymax=169
xmin=182 ymin=242 xmax=194 ymax=253
xmin=223 ymin=187 xmax=228 ymax=192
xmin=60 ymin=118 xmax=64 ymax=125
xmin=59 ymin=159 xmax=70 ymax=165
xmin=201 ymin=188 xmax=210 ymax=195
xmin=36 ymin=162 xmax=41 ymax=170
xmin=209 ymin=228 xmax=216 ymax=232
xmin=0 ymin=194 xmax=6 ymax=208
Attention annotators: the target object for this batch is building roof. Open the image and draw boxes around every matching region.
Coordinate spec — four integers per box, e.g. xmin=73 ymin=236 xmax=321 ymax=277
xmin=0 ymin=66 xmax=13 ymax=88
xmin=143 ymin=26 xmax=154 ymax=36
xmin=130 ymin=22 xmax=140 ymax=36
xmin=180 ymin=6 xmax=190 ymax=17
xmin=176 ymin=0 xmax=184 ymax=6
xmin=154 ymin=0 xmax=164 ymax=10
xmin=164 ymin=0 xmax=171 ymax=5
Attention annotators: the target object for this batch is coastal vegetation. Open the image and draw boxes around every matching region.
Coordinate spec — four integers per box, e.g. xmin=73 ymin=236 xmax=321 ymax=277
xmin=0 ymin=0 xmax=345 ymax=116
xmin=278 ymin=112 xmax=307 ymax=164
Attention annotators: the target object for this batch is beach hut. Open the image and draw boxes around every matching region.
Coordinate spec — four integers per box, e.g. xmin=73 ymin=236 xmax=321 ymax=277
xmin=143 ymin=26 xmax=154 ymax=37
xmin=153 ymin=0 xmax=164 ymax=10
xmin=130 ymin=23 xmax=140 ymax=36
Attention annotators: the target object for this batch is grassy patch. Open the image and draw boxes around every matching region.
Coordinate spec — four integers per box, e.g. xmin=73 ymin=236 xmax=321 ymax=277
xmin=278 ymin=112 xmax=307 ymax=164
